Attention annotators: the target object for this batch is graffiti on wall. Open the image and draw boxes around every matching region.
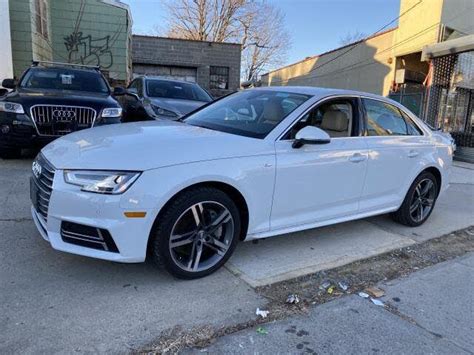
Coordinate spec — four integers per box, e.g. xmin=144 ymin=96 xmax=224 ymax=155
xmin=63 ymin=0 xmax=124 ymax=69
xmin=64 ymin=32 xmax=113 ymax=68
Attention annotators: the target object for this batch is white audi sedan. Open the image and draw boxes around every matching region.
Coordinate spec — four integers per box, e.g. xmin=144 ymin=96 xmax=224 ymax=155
xmin=30 ymin=87 xmax=454 ymax=279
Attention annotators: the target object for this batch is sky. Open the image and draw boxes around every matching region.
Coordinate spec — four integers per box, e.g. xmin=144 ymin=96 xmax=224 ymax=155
xmin=122 ymin=0 xmax=401 ymax=66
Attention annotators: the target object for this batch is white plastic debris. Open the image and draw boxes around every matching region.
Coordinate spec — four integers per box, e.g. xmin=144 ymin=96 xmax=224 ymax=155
xmin=358 ymin=292 xmax=370 ymax=298
xmin=286 ymin=294 xmax=300 ymax=304
xmin=319 ymin=280 xmax=331 ymax=290
xmin=256 ymin=308 xmax=269 ymax=319
xmin=370 ymin=298 xmax=385 ymax=306
xmin=338 ymin=281 xmax=349 ymax=291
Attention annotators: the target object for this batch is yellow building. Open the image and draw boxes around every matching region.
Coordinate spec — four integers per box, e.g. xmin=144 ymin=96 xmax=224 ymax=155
xmin=261 ymin=0 xmax=473 ymax=114
xmin=261 ymin=0 xmax=474 ymax=160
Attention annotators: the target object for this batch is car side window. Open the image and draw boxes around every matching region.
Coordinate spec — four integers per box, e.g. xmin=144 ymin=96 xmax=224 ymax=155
xmin=400 ymin=110 xmax=423 ymax=136
xmin=284 ymin=99 xmax=354 ymax=139
xmin=363 ymin=99 xmax=409 ymax=136
xmin=128 ymin=79 xmax=142 ymax=97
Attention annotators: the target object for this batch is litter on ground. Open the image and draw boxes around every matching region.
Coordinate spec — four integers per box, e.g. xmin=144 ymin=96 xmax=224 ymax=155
xmin=365 ymin=286 xmax=385 ymax=298
xmin=370 ymin=298 xmax=385 ymax=306
xmin=255 ymin=308 xmax=269 ymax=319
xmin=286 ymin=294 xmax=300 ymax=304
xmin=338 ymin=281 xmax=349 ymax=291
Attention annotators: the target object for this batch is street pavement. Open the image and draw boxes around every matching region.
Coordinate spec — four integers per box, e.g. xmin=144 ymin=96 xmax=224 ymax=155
xmin=191 ymin=253 xmax=474 ymax=354
xmin=0 ymin=157 xmax=472 ymax=353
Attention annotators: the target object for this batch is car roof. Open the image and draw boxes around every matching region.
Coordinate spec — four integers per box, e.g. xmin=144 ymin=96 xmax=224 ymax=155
xmin=29 ymin=66 xmax=102 ymax=74
xmin=138 ymin=76 xmax=199 ymax=85
xmin=250 ymin=86 xmax=391 ymax=101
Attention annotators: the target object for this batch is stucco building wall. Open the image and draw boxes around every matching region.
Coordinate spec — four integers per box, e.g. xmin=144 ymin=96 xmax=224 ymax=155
xmin=261 ymin=0 xmax=474 ymax=97
xmin=262 ymin=29 xmax=396 ymax=96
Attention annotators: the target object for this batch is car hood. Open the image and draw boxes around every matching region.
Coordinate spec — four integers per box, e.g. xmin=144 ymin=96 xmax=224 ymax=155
xmin=6 ymin=88 xmax=118 ymax=110
xmin=41 ymin=120 xmax=273 ymax=170
xmin=149 ymin=97 xmax=208 ymax=116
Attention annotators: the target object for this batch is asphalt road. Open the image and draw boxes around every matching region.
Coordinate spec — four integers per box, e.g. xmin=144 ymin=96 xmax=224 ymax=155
xmin=197 ymin=253 xmax=474 ymax=354
xmin=0 ymin=157 xmax=472 ymax=353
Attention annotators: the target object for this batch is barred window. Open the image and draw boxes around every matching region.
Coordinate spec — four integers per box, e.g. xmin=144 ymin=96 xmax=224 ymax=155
xmin=35 ymin=0 xmax=49 ymax=39
xmin=210 ymin=66 xmax=229 ymax=90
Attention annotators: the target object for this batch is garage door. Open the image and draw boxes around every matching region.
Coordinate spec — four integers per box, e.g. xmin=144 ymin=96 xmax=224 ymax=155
xmin=133 ymin=64 xmax=197 ymax=82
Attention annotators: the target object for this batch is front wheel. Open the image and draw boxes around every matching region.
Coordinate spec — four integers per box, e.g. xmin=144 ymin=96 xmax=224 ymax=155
xmin=150 ymin=187 xmax=241 ymax=279
xmin=392 ymin=171 xmax=439 ymax=227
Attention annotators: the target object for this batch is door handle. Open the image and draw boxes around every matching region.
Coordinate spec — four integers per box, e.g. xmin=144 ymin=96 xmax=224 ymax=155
xmin=407 ymin=150 xmax=419 ymax=158
xmin=349 ymin=153 xmax=366 ymax=163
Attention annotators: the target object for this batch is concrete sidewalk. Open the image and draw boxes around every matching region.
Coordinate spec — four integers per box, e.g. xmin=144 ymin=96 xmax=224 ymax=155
xmin=226 ymin=163 xmax=474 ymax=286
xmin=191 ymin=253 xmax=474 ymax=354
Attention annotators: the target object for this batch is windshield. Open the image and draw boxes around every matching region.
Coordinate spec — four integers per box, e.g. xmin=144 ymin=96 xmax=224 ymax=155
xmin=20 ymin=68 xmax=110 ymax=94
xmin=184 ymin=90 xmax=311 ymax=138
xmin=146 ymin=79 xmax=212 ymax=102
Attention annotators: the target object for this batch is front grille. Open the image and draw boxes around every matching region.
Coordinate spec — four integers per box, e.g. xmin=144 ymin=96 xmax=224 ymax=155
xmin=61 ymin=221 xmax=119 ymax=253
xmin=30 ymin=105 xmax=96 ymax=136
xmin=30 ymin=154 xmax=55 ymax=221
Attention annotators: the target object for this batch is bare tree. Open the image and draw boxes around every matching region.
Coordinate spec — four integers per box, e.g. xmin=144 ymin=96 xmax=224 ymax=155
xmin=339 ymin=30 xmax=367 ymax=46
xmin=162 ymin=0 xmax=290 ymax=81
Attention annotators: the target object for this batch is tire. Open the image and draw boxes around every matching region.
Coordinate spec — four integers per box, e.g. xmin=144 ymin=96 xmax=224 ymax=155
xmin=0 ymin=147 xmax=22 ymax=159
xmin=150 ymin=187 xmax=241 ymax=279
xmin=391 ymin=171 xmax=439 ymax=227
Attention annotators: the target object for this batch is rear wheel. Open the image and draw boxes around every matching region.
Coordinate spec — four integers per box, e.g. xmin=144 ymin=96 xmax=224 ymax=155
xmin=150 ymin=187 xmax=241 ymax=279
xmin=392 ymin=171 xmax=438 ymax=226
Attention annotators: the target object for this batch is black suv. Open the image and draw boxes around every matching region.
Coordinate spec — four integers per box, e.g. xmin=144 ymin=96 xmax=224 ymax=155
xmin=0 ymin=61 xmax=124 ymax=158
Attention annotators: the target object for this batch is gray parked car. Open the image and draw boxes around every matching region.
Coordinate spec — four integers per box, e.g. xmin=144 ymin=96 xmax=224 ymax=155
xmin=117 ymin=76 xmax=213 ymax=122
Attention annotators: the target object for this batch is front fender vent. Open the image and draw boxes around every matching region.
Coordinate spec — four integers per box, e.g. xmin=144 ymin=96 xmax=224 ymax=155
xmin=60 ymin=221 xmax=119 ymax=253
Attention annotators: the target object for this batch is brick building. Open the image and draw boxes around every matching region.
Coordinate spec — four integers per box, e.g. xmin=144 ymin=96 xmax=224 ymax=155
xmin=132 ymin=35 xmax=241 ymax=97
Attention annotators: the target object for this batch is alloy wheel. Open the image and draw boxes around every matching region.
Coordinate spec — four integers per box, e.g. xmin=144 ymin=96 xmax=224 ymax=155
xmin=409 ymin=178 xmax=436 ymax=223
xmin=169 ymin=201 xmax=234 ymax=273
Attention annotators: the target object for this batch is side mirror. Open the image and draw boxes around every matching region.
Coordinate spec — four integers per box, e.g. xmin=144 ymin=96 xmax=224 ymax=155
xmin=292 ymin=126 xmax=330 ymax=148
xmin=113 ymin=86 xmax=127 ymax=96
xmin=126 ymin=88 xmax=140 ymax=101
xmin=2 ymin=79 xmax=16 ymax=89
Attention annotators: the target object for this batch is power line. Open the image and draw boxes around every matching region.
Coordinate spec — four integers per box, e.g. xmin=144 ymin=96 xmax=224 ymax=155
xmin=269 ymin=21 xmax=440 ymax=84
xmin=301 ymin=0 xmax=423 ymax=75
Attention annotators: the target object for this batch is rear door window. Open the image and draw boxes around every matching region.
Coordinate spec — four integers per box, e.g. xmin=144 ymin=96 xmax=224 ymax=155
xmin=363 ymin=98 xmax=409 ymax=136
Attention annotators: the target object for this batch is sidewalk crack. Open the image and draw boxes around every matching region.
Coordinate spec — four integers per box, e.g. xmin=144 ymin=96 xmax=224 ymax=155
xmin=384 ymin=303 xmax=473 ymax=354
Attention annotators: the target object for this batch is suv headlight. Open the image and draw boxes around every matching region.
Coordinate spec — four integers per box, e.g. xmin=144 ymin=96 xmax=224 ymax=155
xmin=151 ymin=104 xmax=178 ymax=118
xmin=64 ymin=170 xmax=140 ymax=194
xmin=101 ymin=107 xmax=122 ymax=118
xmin=0 ymin=102 xmax=24 ymax=114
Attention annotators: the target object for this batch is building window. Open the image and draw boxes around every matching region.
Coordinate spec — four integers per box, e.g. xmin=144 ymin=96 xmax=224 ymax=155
xmin=210 ymin=66 xmax=229 ymax=90
xmin=35 ymin=0 xmax=49 ymax=39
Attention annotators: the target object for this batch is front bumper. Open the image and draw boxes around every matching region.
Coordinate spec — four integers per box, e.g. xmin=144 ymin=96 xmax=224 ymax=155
xmin=0 ymin=112 xmax=120 ymax=150
xmin=0 ymin=112 xmax=54 ymax=149
xmin=31 ymin=169 xmax=155 ymax=263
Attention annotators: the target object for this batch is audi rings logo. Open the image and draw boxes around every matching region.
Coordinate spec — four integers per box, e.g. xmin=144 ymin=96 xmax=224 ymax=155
xmin=32 ymin=161 xmax=42 ymax=178
xmin=53 ymin=109 xmax=76 ymax=120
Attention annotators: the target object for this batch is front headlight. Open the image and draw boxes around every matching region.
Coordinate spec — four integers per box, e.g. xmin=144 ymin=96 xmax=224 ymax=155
xmin=151 ymin=104 xmax=178 ymax=118
xmin=0 ymin=102 xmax=24 ymax=114
xmin=64 ymin=170 xmax=140 ymax=194
xmin=101 ymin=107 xmax=122 ymax=118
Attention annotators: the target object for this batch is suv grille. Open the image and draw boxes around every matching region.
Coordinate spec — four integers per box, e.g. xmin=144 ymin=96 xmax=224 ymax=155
xmin=30 ymin=105 xmax=96 ymax=136
xmin=30 ymin=154 xmax=55 ymax=221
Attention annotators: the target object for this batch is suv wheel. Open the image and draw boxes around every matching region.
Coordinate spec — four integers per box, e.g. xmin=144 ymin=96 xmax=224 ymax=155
xmin=392 ymin=171 xmax=438 ymax=227
xmin=0 ymin=147 xmax=21 ymax=159
xmin=150 ymin=187 xmax=241 ymax=279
